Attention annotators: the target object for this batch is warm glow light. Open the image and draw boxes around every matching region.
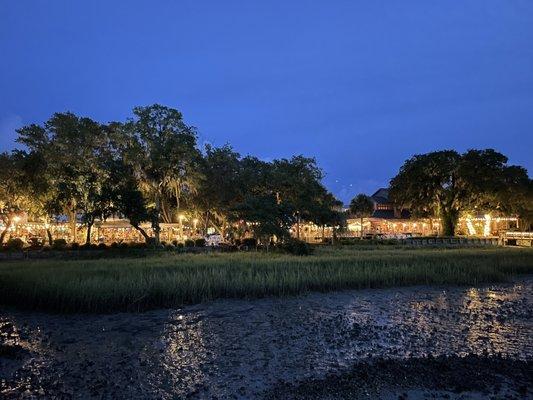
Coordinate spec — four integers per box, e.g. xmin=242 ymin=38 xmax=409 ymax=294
xmin=179 ymin=214 xmax=185 ymax=221
xmin=483 ymin=214 xmax=492 ymax=237
xmin=13 ymin=215 xmax=21 ymax=223
xmin=466 ymin=218 xmax=476 ymax=235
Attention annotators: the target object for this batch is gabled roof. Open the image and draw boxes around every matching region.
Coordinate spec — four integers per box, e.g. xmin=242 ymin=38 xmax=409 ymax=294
xmin=371 ymin=188 xmax=390 ymax=204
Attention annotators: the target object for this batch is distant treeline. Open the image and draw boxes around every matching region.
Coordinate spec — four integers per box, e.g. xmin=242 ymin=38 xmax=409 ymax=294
xmin=1 ymin=104 xmax=531 ymax=245
xmin=0 ymin=104 xmax=342 ymax=245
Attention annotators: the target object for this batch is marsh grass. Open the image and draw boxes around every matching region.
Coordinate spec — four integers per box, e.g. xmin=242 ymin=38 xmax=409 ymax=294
xmin=0 ymin=247 xmax=531 ymax=313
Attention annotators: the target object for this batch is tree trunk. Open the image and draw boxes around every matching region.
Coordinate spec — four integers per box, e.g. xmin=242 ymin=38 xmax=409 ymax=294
xmin=321 ymin=225 xmax=325 ymax=240
xmin=131 ymin=223 xmax=150 ymax=242
xmin=203 ymin=210 xmax=210 ymax=236
xmin=221 ymin=222 xmax=226 ymax=239
xmin=360 ymin=216 xmax=364 ymax=239
xmin=154 ymin=193 xmax=161 ymax=244
xmin=86 ymin=222 xmax=93 ymax=244
xmin=69 ymin=207 xmax=77 ymax=243
xmin=0 ymin=220 xmax=12 ymax=245
xmin=46 ymin=228 xmax=53 ymax=246
xmin=154 ymin=224 xmax=161 ymax=244
xmin=441 ymin=209 xmax=459 ymax=237
xmin=160 ymin=199 xmax=172 ymax=224
xmin=296 ymin=212 xmax=300 ymax=239
xmin=175 ymin=185 xmax=181 ymax=221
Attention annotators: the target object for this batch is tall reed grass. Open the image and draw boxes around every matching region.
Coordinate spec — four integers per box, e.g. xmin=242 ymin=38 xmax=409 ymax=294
xmin=0 ymin=247 xmax=531 ymax=313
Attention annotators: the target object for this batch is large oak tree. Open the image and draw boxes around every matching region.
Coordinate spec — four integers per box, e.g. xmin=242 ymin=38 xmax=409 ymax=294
xmin=390 ymin=149 xmax=531 ymax=236
xmin=120 ymin=104 xmax=200 ymax=244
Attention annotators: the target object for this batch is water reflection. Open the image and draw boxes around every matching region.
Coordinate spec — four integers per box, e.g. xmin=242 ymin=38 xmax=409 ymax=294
xmin=461 ymin=284 xmax=531 ymax=359
xmin=156 ymin=280 xmax=532 ymax=398
xmin=1 ymin=278 xmax=531 ymax=399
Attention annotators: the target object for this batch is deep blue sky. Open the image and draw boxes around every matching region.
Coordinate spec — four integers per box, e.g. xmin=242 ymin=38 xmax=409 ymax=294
xmin=1 ymin=1 xmax=532 ymax=202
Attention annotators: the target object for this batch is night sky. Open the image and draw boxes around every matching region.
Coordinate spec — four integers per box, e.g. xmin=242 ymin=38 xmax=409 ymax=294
xmin=1 ymin=1 xmax=532 ymax=202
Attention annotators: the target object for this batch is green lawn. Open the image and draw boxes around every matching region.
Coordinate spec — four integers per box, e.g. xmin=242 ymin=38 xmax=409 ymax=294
xmin=0 ymin=246 xmax=532 ymax=313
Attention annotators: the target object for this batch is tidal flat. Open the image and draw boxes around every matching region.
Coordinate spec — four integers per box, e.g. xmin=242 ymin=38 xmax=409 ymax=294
xmin=1 ymin=277 xmax=532 ymax=399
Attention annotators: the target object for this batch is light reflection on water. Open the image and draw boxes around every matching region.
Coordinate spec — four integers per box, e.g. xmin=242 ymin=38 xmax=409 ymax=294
xmin=1 ymin=279 xmax=532 ymax=399
xmin=461 ymin=284 xmax=531 ymax=359
xmin=150 ymin=279 xmax=532 ymax=397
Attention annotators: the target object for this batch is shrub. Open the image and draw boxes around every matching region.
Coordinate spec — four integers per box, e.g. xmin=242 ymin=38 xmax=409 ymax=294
xmin=119 ymin=242 xmax=129 ymax=249
xmin=5 ymin=238 xmax=24 ymax=251
xmin=97 ymin=243 xmax=108 ymax=250
xmin=185 ymin=239 xmax=195 ymax=247
xmin=176 ymin=242 xmax=184 ymax=249
xmin=194 ymin=238 xmax=206 ymax=247
xmin=70 ymin=242 xmax=80 ymax=250
xmin=80 ymin=243 xmax=92 ymax=250
xmin=165 ymin=244 xmax=175 ymax=251
xmin=282 ymin=239 xmax=314 ymax=256
xmin=234 ymin=239 xmax=241 ymax=246
xmin=171 ymin=240 xmax=179 ymax=247
xmin=241 ymin=238 xmax=257 ymax=248
xmin=89 ymin=244 xmax=99 ymax=250
xmin=221 ymin=244 xmax=238 ymax=252
xmin=41 ymin=245 xmax=51 ymax=252
xmin=27 ymin=237 xmax=43 ymax=249
xmin=52 ymin=239 xmax=68 ymax=250
xmin=110 ymin=242 xmax=120 ymax=249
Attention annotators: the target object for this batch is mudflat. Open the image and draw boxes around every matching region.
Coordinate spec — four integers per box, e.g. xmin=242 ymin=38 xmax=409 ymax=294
xmin=1 ymin=278 xmax=532 ymax=399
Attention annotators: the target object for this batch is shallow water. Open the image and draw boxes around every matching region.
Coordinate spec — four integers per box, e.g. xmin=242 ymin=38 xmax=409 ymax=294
xmin=1 ymin=278 xmax=532 ymax=399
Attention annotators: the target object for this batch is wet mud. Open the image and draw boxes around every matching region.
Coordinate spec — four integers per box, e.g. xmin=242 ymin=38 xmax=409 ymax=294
xmin=1 ymin=277 xmax=532 ymax=399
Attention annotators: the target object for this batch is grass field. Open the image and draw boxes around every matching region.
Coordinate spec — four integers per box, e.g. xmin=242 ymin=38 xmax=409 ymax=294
xmin=0 ymin=246 xmax=532 ymax=313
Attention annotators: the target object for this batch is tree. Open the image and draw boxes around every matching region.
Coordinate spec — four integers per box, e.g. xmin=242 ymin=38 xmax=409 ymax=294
xmin=104 ymin=158 xmax=153 ymax=242
xmin=271 ymin=156 xmax=326 ymax=239
xmin=309 ymin=192 xmax=344 ymax=241
xmin=16 ymin=150 xmax=59 ymax=245
xmin=0 ymin=152 xmax=29 ymax=244
xmin=349 ymin=194 xmax=374 ymax=238
xmin=17 ymin=113 xmax=108 ymax=243
xmin=196 ymin=144 xmax=241 ymax=236
xmin=390 ymin=149 xmax=531 ymax=236
xmin=233 ymin=194 xmax=295 ymax=246
xmin=121 ymin=104 xmax=199 ymax=244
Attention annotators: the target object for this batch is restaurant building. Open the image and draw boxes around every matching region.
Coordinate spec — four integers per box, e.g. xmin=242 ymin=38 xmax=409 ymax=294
xmin=345 ymin=188 xmax=519 ymax=238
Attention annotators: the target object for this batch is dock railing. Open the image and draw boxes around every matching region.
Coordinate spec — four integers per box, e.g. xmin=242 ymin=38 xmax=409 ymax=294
xmin=499 ymin=231 xmax=533 ymax=247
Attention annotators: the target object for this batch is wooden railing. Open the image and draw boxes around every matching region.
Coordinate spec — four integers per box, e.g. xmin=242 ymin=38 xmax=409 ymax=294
xmin=503 ymin=231 xmax=533 ymax=239
xmin=499 ymin=231 xmax=533 ymax=247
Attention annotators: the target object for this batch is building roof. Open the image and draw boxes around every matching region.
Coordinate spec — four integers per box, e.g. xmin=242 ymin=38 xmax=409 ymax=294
xmin=371 ymin=209 xmax=411 ymax=219
xmin=371 ymin=188 xmax=390 ymax=204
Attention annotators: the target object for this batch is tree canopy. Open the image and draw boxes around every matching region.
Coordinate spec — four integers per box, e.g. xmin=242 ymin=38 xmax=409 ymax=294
xmin=389 ymin=149 xmax=531 ymax=236
xmin=349 ymin=194 xmax=374 ymax=238
xmin=4 ymin=107 xmax=531 ymax=244
xmin=6 ymin=105 xmax=340 ymax=244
